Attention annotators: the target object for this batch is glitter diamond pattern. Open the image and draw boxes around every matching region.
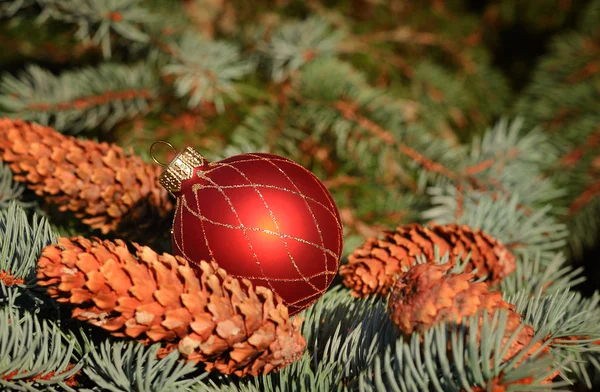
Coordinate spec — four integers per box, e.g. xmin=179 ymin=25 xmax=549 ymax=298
xmin=172 ymin=153 xmax=343 ymax=314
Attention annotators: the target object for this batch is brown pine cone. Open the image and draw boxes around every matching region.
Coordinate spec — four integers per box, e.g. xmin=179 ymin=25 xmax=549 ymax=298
xmin=36 ymin=236 xmax=306 ymax=377
xmin=339 ymin=223 xmax=515 ymax=298
xmin=388 ymin=263 xmax=545 ymax=365
xmin=0 ymin=118 xmax=173 ymax=246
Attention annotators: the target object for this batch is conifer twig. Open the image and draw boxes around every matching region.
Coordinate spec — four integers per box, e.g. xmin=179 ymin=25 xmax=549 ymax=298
xmin=569 ymin=180 xmax=600 ymax=214
xmin=558 ymin=128 xmax=600 ymax=168
xmin=0 ymin=64 xmax=158 ymax=133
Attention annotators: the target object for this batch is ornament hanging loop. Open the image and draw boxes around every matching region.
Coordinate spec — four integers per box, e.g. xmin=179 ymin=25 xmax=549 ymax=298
xmin=150 ymin=140 xmax=177 ymax=169
xmin=152 ymin=142 xmax=206 ymax=196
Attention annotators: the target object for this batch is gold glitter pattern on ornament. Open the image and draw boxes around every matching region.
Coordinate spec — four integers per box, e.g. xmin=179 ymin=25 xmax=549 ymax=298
xmin=173 ymin=154 xmax=342 ymax=313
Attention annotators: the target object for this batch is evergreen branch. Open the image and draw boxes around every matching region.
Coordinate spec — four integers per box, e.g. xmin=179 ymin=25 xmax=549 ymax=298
xmin=424 ymin=186 xmax=568 ymax=263
xmin=510 ymin=290 xmax=598 ymax=340
xmin=509 ymin=290 xmax=600 ymax=389
xmin=557 ymin=127 xmax=600 ymax=168
xmin=253 ymin=17 xmax=344 ymax=82
xmin=233 ymin=58 xmax=463 ymax=190
xmin=299 ymin=67 xmax=514 ymax=198
xmin=208 ymin=253 xmax=543 ymax=391
xmin=565 ymin=59 xmax=600 ymax=83
xmin=568 ymin=179 xmax=600 ymax=215
xmin=0 ymin=0 xmax=36 ymax=17
xmin=0 ymin=160 xmax=33 ymax=210
xmin=227 ymin=105 xmax=280 ymax=157
xmin=356 ymin=310 xmax=563 ymax=391
xmin=340 ymin=184 xmax=419 ymax=241
xmin=513 ymin=26 xmax=600 ymax=255
xmin=36 ymin=0 xmax=153 ymax=58
xmin=293 ymin=58 xmax=461 ymax=185
xmin=0 ymin=304 xmax=82 ymax=391
xmin=465 ymin=119 xmax=558 ymax=173
xmin=567 ymin=197 xmax=600 ymax=257
xmin=161 ymin=33 xmax=252 ymax=111
xmin=317 ymin=96 xmax=459 ymax=184
xmin=80 ymin=339 xmax=205 ymax=392
xmin=578 ymin=0 xmax=600 ymax=35
xmin=0 ymin=201 xmax=56 ymax=283
xmin=0 ymin=63 xmax=158 ymax=134
xmin=332 ymin=99 xmax=460 ymax=181
xmin=341 ymin=26 xmax=477 ymax=71
xmin=500 ymin=252 xmax=585 ymax=296
xmin=405 ymin=62 xmax=511 ymax=137
xmin=455 ymin=119 xmax=565 ymax=212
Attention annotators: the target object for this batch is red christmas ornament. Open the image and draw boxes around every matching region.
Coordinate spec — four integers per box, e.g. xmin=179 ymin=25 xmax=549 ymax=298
xmin=155 ymin=145 xmax=343 ymax=315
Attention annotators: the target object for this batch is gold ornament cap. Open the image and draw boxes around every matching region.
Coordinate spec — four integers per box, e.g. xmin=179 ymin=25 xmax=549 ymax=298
xmin=150 ymin=142 xmax=205 ymax=194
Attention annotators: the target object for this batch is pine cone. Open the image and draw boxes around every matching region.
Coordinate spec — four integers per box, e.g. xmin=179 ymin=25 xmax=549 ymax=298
xmin=36 ymin=237 xmax=306 ymax=376
xmin=0 ymin=118 xmax=173 ymax=246
xmin=388 ymin=263 xmax=544 ymax=364
xmin=339 ymin=223 xmax=515 ymax=297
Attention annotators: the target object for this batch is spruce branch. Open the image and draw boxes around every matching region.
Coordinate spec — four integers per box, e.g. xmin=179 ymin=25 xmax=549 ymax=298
xmin=36 ymin=0 xmax=153 ymax=58
xmin=0 ymin=161 xmax=32 ymax=209
xmin=0 ymin=201 xmax=56 ymax=285
xmin=337 ymin=183 xmax=419 ymax=244
xmin=341 ymin=25 xmax=475 ymax=66
xmin=292 ymin=58 xmax=461 ymax=184
xmin=483 ymin=0 xmax=580 ymax=32
xmin=0 ymin=63 xmax=158 ymax=134
xmin=514 ymin=16 xmax=600 ymax=256
xmin=232 ymin=273 xmax=562 ymax=391
xmin=405 ymin=62 xmax=511 ymax=136
xmin=0 ymin=301 xmax=82 ymax=391
xmin=567 ymin=197 xmax=600 ymax=257
xmin=0 ymin=0 xmax=36 ymax=17
xmin=459 ymin=119 xmax=564 ymax=207
xmin=81 ymin=339 xmax=205 ymax=392
xmin=355 ymin=311 xmax=562 ymax=392
xmin=500 ymin=252 xmax=585 ymax=296
xmin=161 ymin=33 xmax=252 ymax=112
xmin=578 ymin=0 xmax=600 ymax=35
xmin=509 ymin=290 xmax=600 ymax=389
xmin=569 ymin=179 xmax=600 ymax=215
xmin=424 ymin=187 xmax=568 ymax=264
xmin=252 ymin=17 xmax=344 ymax=82
xmin=557 ymin=128 xmax=600 ymax=173
xmin=425 ymin=119 xmax=565 ymax=225
xmin=291 ymin=60 xmax=517 ymax=196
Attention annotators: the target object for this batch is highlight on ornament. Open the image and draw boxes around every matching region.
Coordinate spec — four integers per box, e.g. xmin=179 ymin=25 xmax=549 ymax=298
xmin=150 ymin=142 xmax=344 ymax=315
